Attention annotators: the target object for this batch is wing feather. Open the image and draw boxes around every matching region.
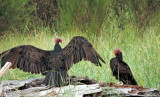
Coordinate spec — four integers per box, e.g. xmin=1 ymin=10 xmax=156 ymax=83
xmin=1 ymin=36 xmax=105 ymax=78
xmin=58 ymin=36 xmax=105 ymax=70
xmin=0 ymin=45 xmax=50 ymax=74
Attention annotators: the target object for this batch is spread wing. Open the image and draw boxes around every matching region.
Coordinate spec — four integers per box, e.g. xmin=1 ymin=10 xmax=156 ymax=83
xmin=0 ymin=45 xmax=51 ymax=74
xmin=0 ymin=36 xmax=105 ymax=77
xmin=55 ymin=36 xmax=105 ymax=70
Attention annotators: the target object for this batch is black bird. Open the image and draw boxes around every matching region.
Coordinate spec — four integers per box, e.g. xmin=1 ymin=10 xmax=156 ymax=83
xmin=0 ymin=36 xmax=105 ymax=87
xmin=110 ymin=49 xmax=138 ymax=85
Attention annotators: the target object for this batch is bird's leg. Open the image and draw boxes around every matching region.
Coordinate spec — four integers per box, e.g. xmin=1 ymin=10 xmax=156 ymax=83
xmin=0 ymin=62 xmax=12 ymax=78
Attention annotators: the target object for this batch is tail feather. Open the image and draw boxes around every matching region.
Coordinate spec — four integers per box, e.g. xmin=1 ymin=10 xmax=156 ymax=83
xmin=130 ymin=78 xmax=138 ymax=85
xmin=44 ymin=70 xmax=68 ymax=87
xmin=128 ymin=74 xmax=138 ymax=85
xmin=125 ymin=76 xmax=138 ymax=85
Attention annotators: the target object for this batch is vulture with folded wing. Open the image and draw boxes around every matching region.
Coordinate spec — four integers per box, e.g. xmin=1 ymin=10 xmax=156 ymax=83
xmin=110 ymin=49 xmax=137 ymax=85
xmin=0 ymin=36 xmax=105 ymax=87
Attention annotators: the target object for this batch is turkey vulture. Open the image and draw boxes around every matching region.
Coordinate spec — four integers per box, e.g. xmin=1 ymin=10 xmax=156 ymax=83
xmin=0 ymin=36 xmax=105 ymax=87
xmin=110 ymin=49 xmax=137 ymax=85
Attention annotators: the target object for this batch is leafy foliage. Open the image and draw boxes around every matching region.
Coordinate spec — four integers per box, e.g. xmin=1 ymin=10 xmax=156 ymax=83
xmin=57 ymin=0 xmax=110 ymax=35
xmin=0 ymin=0 xmax=35 ymax=33
xmin=0 ymin=0 xmax=160 ymax=35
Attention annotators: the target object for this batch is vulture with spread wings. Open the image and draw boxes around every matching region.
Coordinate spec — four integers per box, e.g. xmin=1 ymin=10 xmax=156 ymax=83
xmin=0 ymin=36 xmax=105 ymax=87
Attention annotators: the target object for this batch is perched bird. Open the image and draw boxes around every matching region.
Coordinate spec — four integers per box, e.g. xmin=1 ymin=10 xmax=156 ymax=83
xmin=0 ymin=36 xmax=105 ymax=87
xmin=110 ymin=49 xmax=137 ymax=85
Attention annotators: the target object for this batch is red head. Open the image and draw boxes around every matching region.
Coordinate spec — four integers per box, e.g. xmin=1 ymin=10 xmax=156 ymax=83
xmin=114 ymin=49 xmax=122 ymax=56
xmin=55 ymin=38 xmax=62 ymax=44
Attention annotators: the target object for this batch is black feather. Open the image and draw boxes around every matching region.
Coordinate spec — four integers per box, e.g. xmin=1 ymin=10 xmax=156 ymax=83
xmin=0 ymin=36 xmax=105 ymax=87
xmin=110 ymin=53 xmax=138 ymax=85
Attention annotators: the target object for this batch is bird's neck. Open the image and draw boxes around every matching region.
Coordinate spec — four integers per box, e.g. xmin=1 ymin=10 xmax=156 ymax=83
xmin=54 ymin=44 xmax=62 ymax=52
xmin=116 ymin=53 xmax=123 ymax=60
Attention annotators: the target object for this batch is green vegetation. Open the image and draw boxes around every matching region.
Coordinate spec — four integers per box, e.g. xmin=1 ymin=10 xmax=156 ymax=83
xmin=0 ymin=0 xmax=160 ymax=90
xmin=0 ymin=29 xmax=160 ymax=89
xmin=1 ymin=0 xmax=159 ymax=35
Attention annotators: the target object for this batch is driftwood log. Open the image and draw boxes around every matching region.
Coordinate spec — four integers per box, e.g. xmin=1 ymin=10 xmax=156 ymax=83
xmin=0 ymin=76 xmax=160 ymax=97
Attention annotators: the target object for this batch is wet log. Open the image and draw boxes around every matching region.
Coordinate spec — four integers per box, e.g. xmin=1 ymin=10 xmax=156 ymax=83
xmin=0 ymin=76 xmax=160 ymax=97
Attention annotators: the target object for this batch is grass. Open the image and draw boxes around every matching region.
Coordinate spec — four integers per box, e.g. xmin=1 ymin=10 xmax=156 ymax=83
xmin=0 ymin=29 xmax=160 ymax=89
